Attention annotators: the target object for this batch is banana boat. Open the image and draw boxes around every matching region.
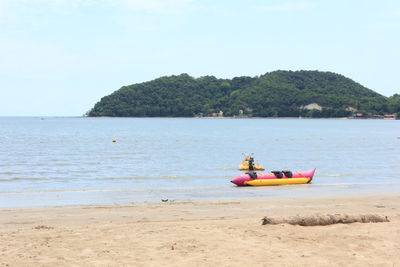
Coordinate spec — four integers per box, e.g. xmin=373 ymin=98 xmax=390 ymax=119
xmin=231 ymin=168 xmax=316 ymax=186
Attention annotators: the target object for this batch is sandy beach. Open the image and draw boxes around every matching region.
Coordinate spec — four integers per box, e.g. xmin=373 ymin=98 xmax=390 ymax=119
xmin=1 ymin=194 xmax=400 ymax=266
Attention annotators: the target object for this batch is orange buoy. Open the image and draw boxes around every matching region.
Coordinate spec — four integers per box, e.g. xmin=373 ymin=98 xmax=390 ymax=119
xmin=112 ymin=138 xmax=116 ymax=142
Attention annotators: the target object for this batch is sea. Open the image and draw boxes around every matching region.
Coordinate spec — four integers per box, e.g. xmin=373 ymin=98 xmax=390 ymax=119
xmin=0 ymin=117 xmax=399 ymax=208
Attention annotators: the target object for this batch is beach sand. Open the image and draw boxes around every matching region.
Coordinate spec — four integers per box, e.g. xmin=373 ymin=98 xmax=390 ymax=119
xmin=1 ymin=194 xmax=400 ymax=266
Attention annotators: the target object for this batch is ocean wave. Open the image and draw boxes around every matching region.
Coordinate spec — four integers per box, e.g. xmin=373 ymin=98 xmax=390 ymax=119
xmin=96 ymin=176 xmax=189 ymax=181
xmin=218 ymin=167 xmax=238 ymax=171
xmin=325 ymin=174 xmax=346 ymax=177
xmin=310 ymin=182 xmax=396 ymax=186
xmin=0 ymin=184 xmax=228 ymax=195
xmin=0 ymin=177 xmax=49 ymax=182
xmin=99 ymin=176 xmax=148 ymax=181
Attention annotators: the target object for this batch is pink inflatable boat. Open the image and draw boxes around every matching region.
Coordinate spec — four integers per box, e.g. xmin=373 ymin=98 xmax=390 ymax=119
xmin=231 ymin=169 xmax=316 ymax=186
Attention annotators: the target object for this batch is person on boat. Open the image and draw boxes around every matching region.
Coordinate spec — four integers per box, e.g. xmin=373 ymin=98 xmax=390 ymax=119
xmin=248 ymin=156 xmax=255 ymax=171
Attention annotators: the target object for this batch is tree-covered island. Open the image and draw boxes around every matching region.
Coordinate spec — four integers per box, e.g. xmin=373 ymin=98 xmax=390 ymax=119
xmin=88 ymin=70 xmax=400 ymax=118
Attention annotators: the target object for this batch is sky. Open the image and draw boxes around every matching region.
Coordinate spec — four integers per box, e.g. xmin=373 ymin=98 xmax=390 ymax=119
xmin=0 ymin=0 xmax=399 ymax=116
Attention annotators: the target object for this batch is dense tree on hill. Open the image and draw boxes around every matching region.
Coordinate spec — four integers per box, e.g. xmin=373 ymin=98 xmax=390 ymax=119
xmin=88 ymin=70 xmax=395 ymax=118
xmin=388 ymin=94 xmax=400 ymax=116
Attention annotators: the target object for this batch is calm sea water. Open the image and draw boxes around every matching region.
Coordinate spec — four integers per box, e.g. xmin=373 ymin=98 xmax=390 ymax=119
xmin=0 ymin=117 xmax=399 ymax=207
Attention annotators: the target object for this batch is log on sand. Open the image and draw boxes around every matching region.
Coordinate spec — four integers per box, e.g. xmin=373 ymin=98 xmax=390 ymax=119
xmin=262 ymin=214 xmax=389 ymax=226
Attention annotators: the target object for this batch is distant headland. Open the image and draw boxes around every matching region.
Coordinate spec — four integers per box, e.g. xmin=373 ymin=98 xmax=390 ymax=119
xmin=88 ymin=70 xmax=400 ymax=118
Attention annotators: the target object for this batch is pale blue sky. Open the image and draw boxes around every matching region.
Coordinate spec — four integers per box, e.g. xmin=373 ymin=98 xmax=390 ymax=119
xmin=1 ymin=0 xmax=399 ymax=116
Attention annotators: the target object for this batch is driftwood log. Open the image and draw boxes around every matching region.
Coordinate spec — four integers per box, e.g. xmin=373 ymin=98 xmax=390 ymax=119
xmin=262 ymin=214 xmax=389 ymax=226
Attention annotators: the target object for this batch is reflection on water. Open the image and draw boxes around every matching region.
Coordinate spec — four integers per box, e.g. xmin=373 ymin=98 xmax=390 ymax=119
xmin=0 ymin=117 xmax=399 ymax=207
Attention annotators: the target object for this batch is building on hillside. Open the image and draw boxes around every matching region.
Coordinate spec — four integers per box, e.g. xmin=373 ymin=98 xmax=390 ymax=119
xmin=384 ymin=114 xmax=397 ymax=120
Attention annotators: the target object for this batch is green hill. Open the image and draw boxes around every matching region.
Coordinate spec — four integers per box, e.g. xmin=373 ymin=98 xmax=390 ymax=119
xmin=88 ymin=70 xmax=397 ymax=118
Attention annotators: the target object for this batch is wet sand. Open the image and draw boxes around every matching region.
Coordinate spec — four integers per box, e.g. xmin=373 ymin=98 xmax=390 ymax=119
xmin=1 ymin=194 xmax=400 ymax=266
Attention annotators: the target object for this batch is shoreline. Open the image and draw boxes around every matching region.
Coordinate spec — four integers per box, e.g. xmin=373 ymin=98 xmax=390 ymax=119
xmin=1 ymin=193 xmax=399 ymax=266
xmin=3 ymin=116 xmax=399 ymax=120
xmin=3 ymin=182 xmax=400 ymax=209
xmin=1 ymin=191 xmax=399 ymax=210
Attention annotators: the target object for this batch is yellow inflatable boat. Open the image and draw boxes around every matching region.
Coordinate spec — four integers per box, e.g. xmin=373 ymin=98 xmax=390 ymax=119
xmin=238 ymin=156 xmax=265 ymax=171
